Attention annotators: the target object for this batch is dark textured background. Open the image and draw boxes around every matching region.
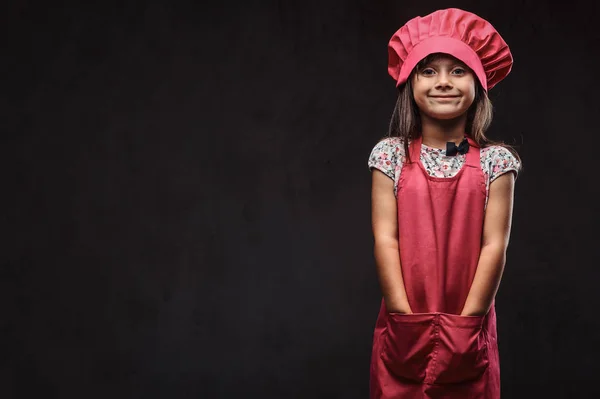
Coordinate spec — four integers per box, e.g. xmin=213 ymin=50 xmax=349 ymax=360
xmin=3 ymin=0 xmax=599 ymax=398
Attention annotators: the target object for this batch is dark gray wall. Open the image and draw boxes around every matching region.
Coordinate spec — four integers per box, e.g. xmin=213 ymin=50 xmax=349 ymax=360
xmin=4 ymin=0 xmax=599 ymax=398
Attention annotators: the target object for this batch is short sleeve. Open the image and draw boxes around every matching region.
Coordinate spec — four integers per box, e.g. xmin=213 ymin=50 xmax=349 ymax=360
xmin=367 ymin=138 xmax=396 ymax=180
xmin=488 ymin=146 xmax=522 ymax=183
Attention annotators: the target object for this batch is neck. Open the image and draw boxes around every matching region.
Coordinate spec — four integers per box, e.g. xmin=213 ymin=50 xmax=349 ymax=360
xmin=419 ymin=113 xmax=468 ymax=149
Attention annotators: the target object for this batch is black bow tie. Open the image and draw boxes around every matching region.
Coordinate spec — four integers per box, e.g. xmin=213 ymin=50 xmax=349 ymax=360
xmin=446 ymin=138 xmax=469 ymax=156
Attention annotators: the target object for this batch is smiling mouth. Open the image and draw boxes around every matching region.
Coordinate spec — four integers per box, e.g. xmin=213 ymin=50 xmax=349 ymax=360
xmin=430 ymin=96 xmax=459 ymax=101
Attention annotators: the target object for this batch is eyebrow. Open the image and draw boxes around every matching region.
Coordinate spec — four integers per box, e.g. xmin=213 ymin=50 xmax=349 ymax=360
xmin=424 ymin=60 xmax=468 ymax=68
xmin=425 ymin=62 xmax=467 ymax=68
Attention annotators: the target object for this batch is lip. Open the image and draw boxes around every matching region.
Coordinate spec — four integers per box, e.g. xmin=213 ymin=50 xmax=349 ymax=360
xmin=430 ymin=96 xmax=459 ymax=102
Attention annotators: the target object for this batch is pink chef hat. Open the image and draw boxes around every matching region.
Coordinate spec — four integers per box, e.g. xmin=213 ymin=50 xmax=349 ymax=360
xmin=388 ymin=8 xmax=513 ymax=91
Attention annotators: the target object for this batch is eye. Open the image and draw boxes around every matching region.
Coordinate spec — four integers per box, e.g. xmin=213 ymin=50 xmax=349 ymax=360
xmin=421 ymin=68 xmax=435 ymax=76
xmin=452 ymin=68 xmax=466 ymax=75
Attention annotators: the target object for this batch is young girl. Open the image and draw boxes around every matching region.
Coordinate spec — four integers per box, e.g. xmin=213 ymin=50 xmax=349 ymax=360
xmin=367 ymin=8 xmax=522 ymax=399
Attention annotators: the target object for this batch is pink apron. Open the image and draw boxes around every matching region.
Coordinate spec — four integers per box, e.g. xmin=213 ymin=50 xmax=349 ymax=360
xmin=369 ymin=135 xmax=501 ymax=398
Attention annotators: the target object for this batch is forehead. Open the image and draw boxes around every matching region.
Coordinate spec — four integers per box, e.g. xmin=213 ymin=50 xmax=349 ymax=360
xmin=420 ymin=53 xmax=467 ymax=66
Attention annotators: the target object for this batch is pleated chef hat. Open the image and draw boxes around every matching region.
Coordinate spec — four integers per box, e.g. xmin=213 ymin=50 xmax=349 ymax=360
xmin=388 ymin=8 xmax=513 ymax=91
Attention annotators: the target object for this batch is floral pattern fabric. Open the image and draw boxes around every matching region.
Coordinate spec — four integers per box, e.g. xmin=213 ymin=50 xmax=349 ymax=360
xmin=367 ymin=137 xmax=521 ymax=209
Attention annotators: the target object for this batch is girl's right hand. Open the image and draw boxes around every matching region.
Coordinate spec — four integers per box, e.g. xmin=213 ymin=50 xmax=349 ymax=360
xmin=387 ymin=308 xmax=413 ymax=315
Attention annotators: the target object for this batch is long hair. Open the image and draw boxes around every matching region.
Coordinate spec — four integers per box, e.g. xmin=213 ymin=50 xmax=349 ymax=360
xmin=385 ymin=53 xmax=523 ymax=169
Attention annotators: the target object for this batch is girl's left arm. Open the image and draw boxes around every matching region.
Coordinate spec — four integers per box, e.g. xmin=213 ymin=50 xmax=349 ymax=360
xmin=461 ymin=171 xmax=516 ymax=316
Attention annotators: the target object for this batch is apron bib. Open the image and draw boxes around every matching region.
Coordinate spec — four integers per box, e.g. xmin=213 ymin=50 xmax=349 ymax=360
xmin=369 ymin=135 xmax=501 ymax=399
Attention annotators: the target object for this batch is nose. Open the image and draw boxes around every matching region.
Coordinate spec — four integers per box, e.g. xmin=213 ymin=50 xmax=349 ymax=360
xmin=435 ymin=71 xmax=453 ymax=89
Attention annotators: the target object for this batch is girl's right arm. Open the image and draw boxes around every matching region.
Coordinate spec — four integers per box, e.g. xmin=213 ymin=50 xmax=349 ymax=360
xmin=371 ymin=169 xmax=413 ymax=314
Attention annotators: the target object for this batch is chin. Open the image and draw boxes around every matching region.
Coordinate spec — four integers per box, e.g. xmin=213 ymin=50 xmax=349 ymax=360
xmin=425 ymin=111 xmax=465 ymax=120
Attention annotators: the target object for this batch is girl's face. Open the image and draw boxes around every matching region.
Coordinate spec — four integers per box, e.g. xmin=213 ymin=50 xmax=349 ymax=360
xmin=411 ymin=54 xmax=476 ymax=121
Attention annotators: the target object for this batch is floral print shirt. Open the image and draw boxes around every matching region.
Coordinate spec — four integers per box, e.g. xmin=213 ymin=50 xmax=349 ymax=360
xmin=367 ymin=137 xmax=521 ymax=210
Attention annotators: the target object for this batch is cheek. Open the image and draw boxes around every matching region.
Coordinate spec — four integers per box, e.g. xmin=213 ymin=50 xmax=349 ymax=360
xmin=461 ymin=83 xmax=476 ymax=106
xmin=463 ymin=91 xmax=475 ymax=106
xmin=412 ymin=77 xmax=427 ymax=97
xmin=412 ymin=86 xmax=428 ymax=104
xmin=467 ymin=89 xmax=476 ymax=106
xmin=413 ymin=92 xmax=428 ymax=109
xmin=466 ymin=79 xmax=476 ymax=97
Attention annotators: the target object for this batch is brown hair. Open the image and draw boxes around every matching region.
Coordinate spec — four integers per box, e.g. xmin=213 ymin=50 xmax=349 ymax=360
xmin=384 ymin=53 xmax=522 ymax=170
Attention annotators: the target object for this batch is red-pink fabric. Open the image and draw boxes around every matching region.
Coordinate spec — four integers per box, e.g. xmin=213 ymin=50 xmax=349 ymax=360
xmin=369 ymin=135 xmax=501 ymax=398
xmin=388 ymin=8 xmax=513 ymax=91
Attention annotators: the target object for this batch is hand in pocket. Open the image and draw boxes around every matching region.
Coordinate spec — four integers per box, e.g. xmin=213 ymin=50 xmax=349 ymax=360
xmin=380 ymin=313 xmax=435 ymax=382
xmin=432 ymin=313 xmax=489 ymax=384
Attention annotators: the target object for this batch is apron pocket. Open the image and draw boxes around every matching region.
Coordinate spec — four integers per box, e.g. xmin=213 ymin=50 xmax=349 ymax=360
xmin=380 ymin=313 xmax=435 ymax=382
xmin=432 ymin=313 xmax=489 ymax=384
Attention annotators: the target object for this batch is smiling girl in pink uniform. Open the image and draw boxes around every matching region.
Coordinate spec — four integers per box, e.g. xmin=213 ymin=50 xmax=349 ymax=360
xmin=367 ymin=8 xmax=522 ymax=399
